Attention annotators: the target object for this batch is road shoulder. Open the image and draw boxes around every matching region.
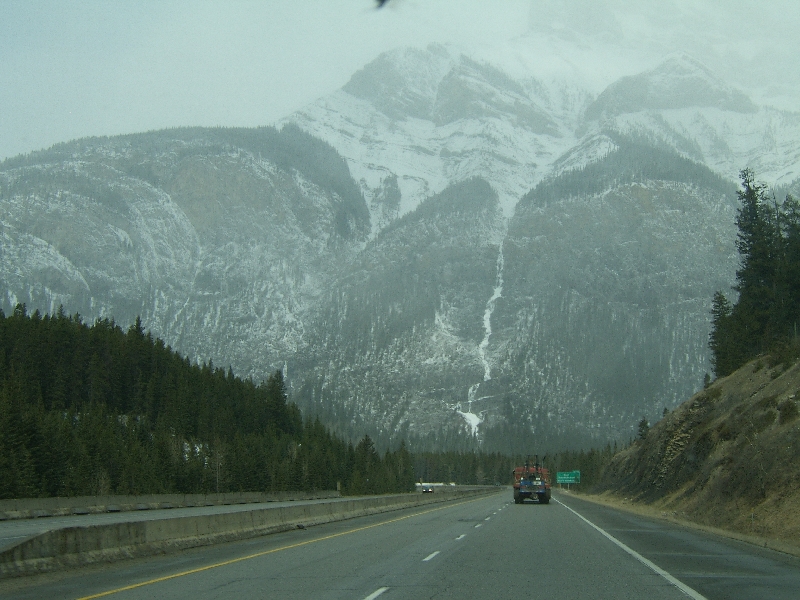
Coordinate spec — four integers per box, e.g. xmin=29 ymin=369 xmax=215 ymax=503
xmin=559 ymin=490 xmax=800 ymax=558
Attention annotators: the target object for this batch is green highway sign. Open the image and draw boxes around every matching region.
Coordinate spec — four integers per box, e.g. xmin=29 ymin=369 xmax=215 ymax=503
xmin=556 ymin=470 xmax=581 ymax=484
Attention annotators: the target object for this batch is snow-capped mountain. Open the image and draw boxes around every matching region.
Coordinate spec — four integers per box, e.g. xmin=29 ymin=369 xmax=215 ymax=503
xmin=580 ymin=55 xmax=800 ymax=185
xmin=289 ymin=44 xmax=587 ymax=225
xmin=279 ymin=45 xmax=798 ymax=447
xmin=2 ymin=45 xmax=799 ymax=450
xmin=292 ymin=47 xmax=799 ymax=214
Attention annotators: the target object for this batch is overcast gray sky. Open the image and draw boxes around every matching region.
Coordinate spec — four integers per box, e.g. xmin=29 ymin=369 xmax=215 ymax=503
xmin=1 ymin=0 xmax=798 ymax=162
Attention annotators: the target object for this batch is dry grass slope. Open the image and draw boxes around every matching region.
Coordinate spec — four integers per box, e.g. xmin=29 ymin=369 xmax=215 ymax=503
xmin=595 ymin=355 xmax=800 ymax=552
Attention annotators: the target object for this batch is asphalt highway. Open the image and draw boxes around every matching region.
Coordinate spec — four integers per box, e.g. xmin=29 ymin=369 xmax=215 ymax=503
xmin=3 ymin=491 xmax=799 ymax=599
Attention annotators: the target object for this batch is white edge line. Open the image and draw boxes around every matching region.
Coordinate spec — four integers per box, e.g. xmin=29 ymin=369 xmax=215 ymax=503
xmin=363 ymin=586 xmax=389 ymax=600
xmin=423 ymin=551 xmax=440 ymax=562
xmin=555 ymin=499 xmax=707 ymax=600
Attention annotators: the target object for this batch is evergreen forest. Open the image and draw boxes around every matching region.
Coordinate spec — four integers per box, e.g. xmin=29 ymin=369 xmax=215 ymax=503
xmin=0 ymin=306 xmax=542 ymax=500
xmin=710 ymin=170 xmax=800 ymax=376
xmin=0 ymin=306 xmax=416 ymax=499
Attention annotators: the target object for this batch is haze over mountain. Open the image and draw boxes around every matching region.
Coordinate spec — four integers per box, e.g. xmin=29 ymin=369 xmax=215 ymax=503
xmin=2 ymin=42 xmax=799 ymax=451
xmin=2 ymin=2 xmax=797 ymax=163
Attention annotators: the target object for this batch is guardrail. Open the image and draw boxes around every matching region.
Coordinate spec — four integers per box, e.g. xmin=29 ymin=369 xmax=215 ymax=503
xmin=0 ymin=487 xmax=500 ymax=579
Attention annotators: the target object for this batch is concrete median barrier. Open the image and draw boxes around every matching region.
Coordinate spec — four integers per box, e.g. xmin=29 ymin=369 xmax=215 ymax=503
xmin=0 ymin=491 xmax=341 ymax=521
xmin=0 ymin=488 xmax=499 ymax=579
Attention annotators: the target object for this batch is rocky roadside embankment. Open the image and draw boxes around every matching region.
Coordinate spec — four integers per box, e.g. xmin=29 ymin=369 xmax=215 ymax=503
xmin=590 ymin=354 xmax=800 ymax=555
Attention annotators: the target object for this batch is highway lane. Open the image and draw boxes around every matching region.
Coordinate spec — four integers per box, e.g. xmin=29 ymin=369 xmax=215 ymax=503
xmin=4 ymin=490 xmax=799 ymax=599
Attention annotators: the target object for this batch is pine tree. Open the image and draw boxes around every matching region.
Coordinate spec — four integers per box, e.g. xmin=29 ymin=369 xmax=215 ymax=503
xmin=637 ymin=417 xmax=650 ymax=441
xmin=733 ymin=169 xmax=781 ymax=354
xmin=709 ymin=291 xmax=735 ymax=376
xmin=264 ymin=370 xmax=289 ymax=433
xmin=779 ymin=194 xmax=800 ymax=340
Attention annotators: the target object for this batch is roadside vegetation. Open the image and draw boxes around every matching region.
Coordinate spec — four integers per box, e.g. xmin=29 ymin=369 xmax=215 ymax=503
xmin=710 ymin=169 xmax=800 ymax=377
xmin=595 ymin=356 xmax=800 ymax=550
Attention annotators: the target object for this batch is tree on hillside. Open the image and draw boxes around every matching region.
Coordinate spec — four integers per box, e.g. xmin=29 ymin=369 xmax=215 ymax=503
xmin=637 ymin=417 xmax=650 ymax=441
xmin=710 ymin=170 xmax=800 ymax=376
xmin=778 ymin=194 xmax=800 ymax=339
xmin=709 ymin=290 xmax=737 ymax=376
xmin=733 ymin=169 xmax=781 ymax=354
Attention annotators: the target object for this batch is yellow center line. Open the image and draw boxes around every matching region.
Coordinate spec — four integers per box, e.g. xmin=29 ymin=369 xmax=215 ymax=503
xmin=76 ymin=495 xmax=489 ymax=599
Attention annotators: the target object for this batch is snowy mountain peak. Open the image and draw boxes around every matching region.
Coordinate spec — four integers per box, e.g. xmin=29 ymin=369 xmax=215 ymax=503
xmin=290 ymin=45 xmax=581 ymax=223
xmin=343 ymin=44 xmax=454 ymax=121
xmin=343 ymin=44 xmax=559 ymax=135
xmin=585 ymin=53 xmax=757 ymax=121
xmin=431 ymin=55 xmax=559 ymax=135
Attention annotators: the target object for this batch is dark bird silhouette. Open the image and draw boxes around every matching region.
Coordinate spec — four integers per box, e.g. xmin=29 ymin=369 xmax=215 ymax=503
xmin=376 ymin=0 xmax=389 ymax=7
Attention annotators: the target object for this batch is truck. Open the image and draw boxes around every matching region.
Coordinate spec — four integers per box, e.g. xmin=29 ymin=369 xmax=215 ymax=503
xmin=512 ymin=456 xmax=551 ymax=504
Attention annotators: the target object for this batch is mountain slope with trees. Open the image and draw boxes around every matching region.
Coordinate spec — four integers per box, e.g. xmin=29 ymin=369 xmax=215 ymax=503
xmin=3 ymin=47 xmax=800 ymax=451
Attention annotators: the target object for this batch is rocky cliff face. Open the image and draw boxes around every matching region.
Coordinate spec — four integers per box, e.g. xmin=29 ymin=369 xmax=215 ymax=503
xmin=485 ymin=139 xmax=740 ymax=449
xmin=2 ymin=46 xmax=799 ymax=450
xmin=0 ymin=125 xmax=369 ymax=377
xmin=293 ymin=178 xmax=506 ymax=446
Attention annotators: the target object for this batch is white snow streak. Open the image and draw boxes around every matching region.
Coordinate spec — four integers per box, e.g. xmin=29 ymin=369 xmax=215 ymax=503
xmin=479 ymin=244 xmax=504 ymax=381
xmin=457 ymin=243 xmax=506 ymax=436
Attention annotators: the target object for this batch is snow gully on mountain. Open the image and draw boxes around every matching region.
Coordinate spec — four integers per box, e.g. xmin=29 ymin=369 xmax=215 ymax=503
xmin=457 ymin=243 xmax=505 ymax=436
xmin=480 ymin=244 xmax=504 ymax=381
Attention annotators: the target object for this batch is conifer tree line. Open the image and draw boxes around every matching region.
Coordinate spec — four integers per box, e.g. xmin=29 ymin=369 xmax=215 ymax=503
xmin=710 ymin=169 xmax=800 ymax=377
xmin=546 ymin=443 xmax=619 ymax=488
xmin=409 ymin=445 xmax=619 ymax=489
xmin=0 ymin=305 xmax=416 ymax=499
xmin=412 ymin=451 xmax=521 ymax=486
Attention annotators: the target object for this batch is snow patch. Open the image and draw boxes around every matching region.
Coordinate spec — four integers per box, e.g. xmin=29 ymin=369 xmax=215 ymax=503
xmin=457 ymin=409 xmax=483 ymax=436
